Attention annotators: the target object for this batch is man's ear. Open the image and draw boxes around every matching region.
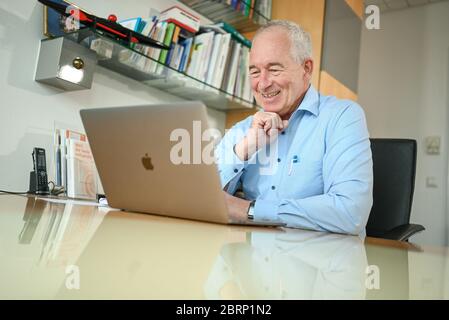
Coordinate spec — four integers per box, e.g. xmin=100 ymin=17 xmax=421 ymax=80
xmin=303 ymin=58 xmax=314 ymax=81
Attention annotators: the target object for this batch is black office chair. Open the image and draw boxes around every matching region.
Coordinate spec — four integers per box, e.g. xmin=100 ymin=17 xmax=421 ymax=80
xmin=366 ymin=139 xmax=425 ymax=241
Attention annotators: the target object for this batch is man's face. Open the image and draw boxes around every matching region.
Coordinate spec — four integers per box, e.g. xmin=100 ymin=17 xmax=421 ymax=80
xmin=249 ymin=27 xmax=312 ymax=119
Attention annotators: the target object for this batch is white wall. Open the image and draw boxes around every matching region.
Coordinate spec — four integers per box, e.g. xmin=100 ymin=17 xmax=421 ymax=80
xmin=358 ymin=1 xmax=449 ymax=246
xmin=0 ymin=0 xmax=226 ymax=192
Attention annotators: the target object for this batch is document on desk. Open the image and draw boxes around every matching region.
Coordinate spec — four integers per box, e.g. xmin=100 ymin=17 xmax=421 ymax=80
xmin=37 ymin=197 xmax=112 ymax=208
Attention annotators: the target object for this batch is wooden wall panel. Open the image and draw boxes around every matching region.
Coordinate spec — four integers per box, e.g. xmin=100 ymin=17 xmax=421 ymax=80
xmin=345 ymin=0 xmax=364 ymax=20
xmin=319 ymin=70 xmax=358 ymax=101
xmin=271 ymin=0 xmax=326 ymax=89
xmin=225 ymin=109 xmax=257 ymax=129
xmin=241 ymin=31 xmax=256 ymax=40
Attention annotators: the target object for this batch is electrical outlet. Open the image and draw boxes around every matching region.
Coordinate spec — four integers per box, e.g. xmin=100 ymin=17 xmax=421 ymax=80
xmin=425 ymin=136 xmax=441 ymax=155
xmin=426 ymin=177 xmax=438 ymax=188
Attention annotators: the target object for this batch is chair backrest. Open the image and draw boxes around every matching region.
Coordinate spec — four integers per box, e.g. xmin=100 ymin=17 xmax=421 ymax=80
xmin=366 ymin=139 xmax=417 ymax=237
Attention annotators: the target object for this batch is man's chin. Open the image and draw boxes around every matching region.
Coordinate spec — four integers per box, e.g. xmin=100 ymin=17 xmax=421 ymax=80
xmin=262 ymin=104 xmax=282 ymax=113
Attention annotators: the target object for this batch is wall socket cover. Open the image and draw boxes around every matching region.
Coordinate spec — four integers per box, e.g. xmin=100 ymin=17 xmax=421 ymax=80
xmin=425 ymin=136 xmax=441 ymax=155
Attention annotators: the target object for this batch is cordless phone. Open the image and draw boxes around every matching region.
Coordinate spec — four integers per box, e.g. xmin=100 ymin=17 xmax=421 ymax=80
xmin=28 ymin=147 xmax=50 ymax=195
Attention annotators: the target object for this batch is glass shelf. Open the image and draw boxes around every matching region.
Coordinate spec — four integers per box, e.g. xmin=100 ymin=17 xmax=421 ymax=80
xmin=179 ymin=0 xmax=270 ymax=33
xmin=62 ymin=28 xmax=257 ymax=111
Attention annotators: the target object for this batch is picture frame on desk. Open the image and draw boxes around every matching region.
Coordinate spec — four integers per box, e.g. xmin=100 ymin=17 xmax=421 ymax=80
xmin=43 ymin=0 xmax=87 ymax=38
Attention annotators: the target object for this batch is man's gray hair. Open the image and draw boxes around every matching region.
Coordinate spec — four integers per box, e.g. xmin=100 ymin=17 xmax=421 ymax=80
xmin=253 ymin=20 xmax=313 ymax=63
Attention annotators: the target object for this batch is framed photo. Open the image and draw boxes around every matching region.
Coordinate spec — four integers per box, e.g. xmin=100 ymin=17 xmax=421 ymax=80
xmin=43 ymin=0 xmax=87 ymax=37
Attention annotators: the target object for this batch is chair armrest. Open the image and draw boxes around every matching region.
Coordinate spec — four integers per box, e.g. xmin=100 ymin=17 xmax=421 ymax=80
xmin=383 ymin=224 xmax=425 ymax=241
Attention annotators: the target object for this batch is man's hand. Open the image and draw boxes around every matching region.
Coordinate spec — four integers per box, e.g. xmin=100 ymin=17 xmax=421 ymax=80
xmin=234 ymin=112 xmax=289 ymax=161
xmin=223 ymin=191 xmax=251 ymax=224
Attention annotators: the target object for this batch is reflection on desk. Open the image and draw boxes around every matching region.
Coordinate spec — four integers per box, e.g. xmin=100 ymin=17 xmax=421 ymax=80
xmin=205 ymin=232 xmax=368 ymax=299
xmin=0 ymin=194 xmax=448 ymax=299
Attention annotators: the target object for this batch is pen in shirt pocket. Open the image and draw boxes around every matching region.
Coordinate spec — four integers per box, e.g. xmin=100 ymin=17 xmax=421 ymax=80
xmin=288 ymin=155 xmax=299 ymax=176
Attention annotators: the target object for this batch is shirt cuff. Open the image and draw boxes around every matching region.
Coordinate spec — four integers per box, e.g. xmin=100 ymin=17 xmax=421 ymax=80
xmin=254 ymin=199 xmax=280 ymax=222
xmin=219 ymin=149 xmax=245 ymax=188
xmin=219 ymin=145 xmax=260 ymax=189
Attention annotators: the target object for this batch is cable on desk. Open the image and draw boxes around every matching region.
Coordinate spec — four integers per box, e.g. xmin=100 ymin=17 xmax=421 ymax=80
xmin=1 ymin=181 xmax=64 ymax=196
xmin=48 ymin=181 xmax=65 ymax=196
xmin=0 ymin=189 xmax=29 ymax=195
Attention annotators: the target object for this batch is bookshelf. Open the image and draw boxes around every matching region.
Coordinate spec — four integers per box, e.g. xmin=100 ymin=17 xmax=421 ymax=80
xmin=179 ymin=0 xmax=271 ymax=33
xmin=37 ymin=1 xmax=271 ymax=112
xmin=49 ymin=27 xmax=256 ymax=111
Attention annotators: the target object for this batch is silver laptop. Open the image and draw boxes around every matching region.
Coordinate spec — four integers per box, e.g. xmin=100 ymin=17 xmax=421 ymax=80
xmin=80 ymin=101 xmax=284 ymax=227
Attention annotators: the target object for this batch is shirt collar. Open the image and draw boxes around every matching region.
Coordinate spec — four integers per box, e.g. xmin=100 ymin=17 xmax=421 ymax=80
xmin=290 ymin=85 xmax=320 ymax=119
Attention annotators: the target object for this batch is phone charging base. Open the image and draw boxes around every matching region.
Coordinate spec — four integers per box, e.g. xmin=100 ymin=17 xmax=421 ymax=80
xmin=28 ymin=171 xmax=49 ymax=195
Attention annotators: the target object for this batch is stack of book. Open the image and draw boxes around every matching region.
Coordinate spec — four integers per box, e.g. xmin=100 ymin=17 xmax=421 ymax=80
xmin=92 ymin=5 xmax=255 ymax=104
xmin=54 ymin=129 xmax=98 ymax=200
xmin=180 ymin=20 xmax=253 ymax=102
xmin=113 ymin=6 xmax=200 ymax=76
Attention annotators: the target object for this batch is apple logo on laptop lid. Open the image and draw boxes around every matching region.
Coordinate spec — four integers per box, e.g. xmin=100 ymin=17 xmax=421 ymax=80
xmin=141 ymin=153 xmax=154 ymax=170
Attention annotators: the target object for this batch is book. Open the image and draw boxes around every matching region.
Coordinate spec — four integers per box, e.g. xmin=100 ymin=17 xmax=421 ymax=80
xmin=242 ymin=46 xmax=253 ymax=101
xmin=197 ymin=31 xmax=215 ymax=82
xmin=249 ymin=0 xmax=256 ymax=19
xmin=65 ymin=138 xmax=98 ymax=200
xmin=220 ymin=39 xmax=236 ymax=92
xmin=119 ymin=17 xmax=141 ymax=31
xmin=115 ymin=15 xmax=158 ymax=71
xmin=169 ymin=43 xmax=185 ymax=70
xmin=179 ymin=37 xmax=193 ymax=72
xmin=234 ymin=46 xmax=244 ymax=97
xmin=256 ymin=0 xmax=272 ymax=23
xmin=148 ymin=21 xmax=168 ymax=74
xmin=55 ymin=128 xmax=87 ymax=192
xmin=212 ymin=33 xmax=232 ymax=89
xmin=165 ymin=25 xmax=182 ymax=67
xmin=225 ymin=41 xmax=241 ymax=95
xmin=213 ymin=21 xmax=252 ymax=48
xmin=205 ymin=33 xmax=223 ymax=86
xmin=159 ymin=5 xmax=200 ymax=34
xmin=139 ymin=16 xmax=158 ymax=37
xmin=158 ymin=22 xmax=177 ymax=65
xmin=186 ymin=32 xmax=214 ymax=80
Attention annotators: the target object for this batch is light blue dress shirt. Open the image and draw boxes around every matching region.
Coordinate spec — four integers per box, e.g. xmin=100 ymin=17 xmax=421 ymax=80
xmin=216 ymin=85 xmax=373 ymax=236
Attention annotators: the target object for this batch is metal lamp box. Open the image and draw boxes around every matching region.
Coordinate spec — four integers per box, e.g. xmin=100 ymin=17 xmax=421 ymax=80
xmin=35 ymin=37 xmax=98 ymax=91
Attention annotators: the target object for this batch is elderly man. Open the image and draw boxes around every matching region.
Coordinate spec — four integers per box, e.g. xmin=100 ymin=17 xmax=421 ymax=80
xmin=216 ymin=20 xmax=373 ymax=236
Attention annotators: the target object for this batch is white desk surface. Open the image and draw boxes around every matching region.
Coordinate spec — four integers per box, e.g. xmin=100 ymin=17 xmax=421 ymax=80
xmin=1 ymin=194 xmax=448 ymax=299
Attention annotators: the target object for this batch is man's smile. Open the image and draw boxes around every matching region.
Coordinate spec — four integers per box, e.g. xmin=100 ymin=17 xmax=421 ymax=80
xmin=261 ymin=90 xmax=281 ymax=99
